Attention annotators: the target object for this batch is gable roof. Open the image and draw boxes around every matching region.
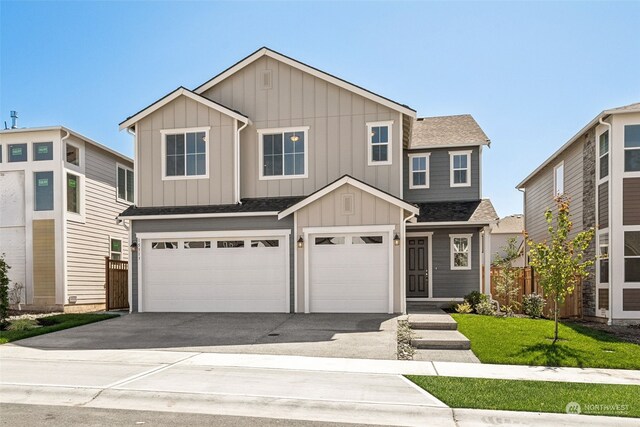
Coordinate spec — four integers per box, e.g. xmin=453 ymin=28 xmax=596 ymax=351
xmin=410 ymin=114 xmax=490 ymax=149
xmin=277 ymin=175 xmax=419 ymax=220
xmin=517 ymin=101 xmax=640 ymax=188
xmin=413 ymin=199 xmax=498 ymax=224
xmin=194 ymin=47 xmax=416 ymax=117
xmin=119 ymin=86 xmax=250 ymax=130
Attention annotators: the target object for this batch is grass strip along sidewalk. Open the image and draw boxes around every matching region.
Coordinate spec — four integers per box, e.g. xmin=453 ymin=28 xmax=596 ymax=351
xmin=407 ymin=376 xmax=640 ymax=418
xmin=0 ymin=313 xmax=118 ymax=344
xmin=451 ymin=314 xmax=640 ymax=370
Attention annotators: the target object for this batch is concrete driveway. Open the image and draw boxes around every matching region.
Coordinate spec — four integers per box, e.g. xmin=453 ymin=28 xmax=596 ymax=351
xmin=13 ymin=313 xmax=399 ymax=360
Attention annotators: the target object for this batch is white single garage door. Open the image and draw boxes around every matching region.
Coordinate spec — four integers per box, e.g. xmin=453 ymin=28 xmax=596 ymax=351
xmin=142 ymin=235 xmax=288 ymax=312
xmin=309 ymin=232 xmax=390 ymax=313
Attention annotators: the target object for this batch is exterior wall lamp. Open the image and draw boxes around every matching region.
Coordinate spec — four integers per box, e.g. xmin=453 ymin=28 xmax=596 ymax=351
xmin=297 ymin=237 xmax=304 ymax=249
xmin=393 ymin=234 xmax=400 ymax=246
xmin=130 ymin=241 xmax=138 ymax=252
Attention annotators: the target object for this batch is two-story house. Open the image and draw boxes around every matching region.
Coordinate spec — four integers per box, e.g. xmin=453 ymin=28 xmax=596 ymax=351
xmin=0 ymin=124 xmax=133 ymax=312
xmin=118 ymin=47 xmax=497 ymax=314
xmin=518 ymin=102 xmax=640 ymax=325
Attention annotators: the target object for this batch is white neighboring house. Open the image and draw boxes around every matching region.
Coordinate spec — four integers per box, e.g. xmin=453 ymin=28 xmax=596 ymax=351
xmin=0 ymin=125 xmax=133 ymax=312
xmin=490 ymin=214 xmax=525 ymax=267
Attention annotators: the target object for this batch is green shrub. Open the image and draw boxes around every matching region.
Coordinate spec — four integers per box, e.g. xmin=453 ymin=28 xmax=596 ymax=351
xmin=7 ymin=318 xmax=39 ymax=331
xmin=0 ymin=254 xmax=10 ymax=329
xmin=455 ymin=302 xmax=473 ymax=314
xmin=37 ymin=317 xmax=59 ymax=327
xmin=522 ymin=293 xmax=546 ymax=318
xmin=464 ymin=291 xmax=487 ymax=312
xmin=475 ymin=300 xmax=496 ymax=316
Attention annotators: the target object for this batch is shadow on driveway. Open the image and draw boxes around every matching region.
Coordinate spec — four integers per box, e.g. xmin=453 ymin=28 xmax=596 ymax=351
xmin=11 ymin=313 xmax=400 ymax=360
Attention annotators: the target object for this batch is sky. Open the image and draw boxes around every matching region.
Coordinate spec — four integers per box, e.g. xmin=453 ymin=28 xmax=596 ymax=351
xmin=1 ymin=1 xmax=639 ymax=217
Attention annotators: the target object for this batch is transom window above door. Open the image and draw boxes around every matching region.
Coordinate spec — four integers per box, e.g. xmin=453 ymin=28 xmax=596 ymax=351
xmin=367 ymin=121 xmax=393 ymax=165
xmin=259 ymin=127 xmax=308 ymax=179
xmin=161 ymin=127 xmax=209 ymax=179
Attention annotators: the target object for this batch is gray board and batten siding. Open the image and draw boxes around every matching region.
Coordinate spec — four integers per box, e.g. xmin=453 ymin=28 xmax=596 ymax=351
xmin=130 ymin=215 xmax=294 ymax=312
xmin=403 ymin=147 xmax=480 ymax=203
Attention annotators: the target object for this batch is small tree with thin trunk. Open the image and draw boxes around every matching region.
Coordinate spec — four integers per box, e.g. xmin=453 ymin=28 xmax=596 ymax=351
xmin=493 ymin=237 xmax=522 ymax=316
xmin=526 ymin=196 xmax=594 ymax=343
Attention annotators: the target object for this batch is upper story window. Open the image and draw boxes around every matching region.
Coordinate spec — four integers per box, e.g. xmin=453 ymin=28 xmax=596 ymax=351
xmin=117 ymin=164 xmax=134 ymax=203
xmin=33 ymin=142 xmax=53 ymax=161
xmin=449 ymin=150 xmax=471 ymax=187
xmin=624 ymin=124 xmax=640 ymax=173
xmin=161 ymin=128 xmax=209 ymax=179
xmin=8 ymin=144 xmax=27 ymax=162
xmin=409 ymin=153 xmax=430 ymax=189
xmin=554 ymin=161 xmax=565 ymax=196
xmin=367 ymin=121 xmax=393 ymax=165
xmin=624 ymin=231 xmax=640 ymax=282
xmin=66 ymin=143 xmax=79 ymax=166
xmin=259 ymin=127 xmax=308 ymax=179
xmin=66 ymin=173 xmax=80 ymax=214
xmin=599 ymin=232 xmax=609 ymax=284
xmin=34 ymin=171 xmax=54 ymax=211
xmin=598 ymin=131 xmax=609 ymax=180
xmin=450 ymin=234 xmax=472 ymax=270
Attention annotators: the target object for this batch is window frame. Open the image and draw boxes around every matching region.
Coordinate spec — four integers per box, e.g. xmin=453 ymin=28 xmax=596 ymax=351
xmin=116 ymin=163 xmax=134 ymax=204
xmin=449 ymin=150 xmax=472 ymax=187
xmin=597 ymin=130 xmax=609 ymax=183
xmin=408 ymin=153 xmax=430 ymax=189
xmin=33 ymin=171 xmax=54 ymax=211
xmin=8 ymin=143 xmax=28 ymax=163
xmin=553 ymin=161 xmax=565 ymax=196
xmin=624 ymin=229 xmax=640 ymax=284
xmin=160 ymin=127 xmax=211 ymax=181
xmin=257 ymin=126 xmax=309 ymax=180
xmin=450 ymin=233 xmax=472 ymax=270
xmin=367 ymin=121 xmax=393 ymax=166
xmin=623 ymin=124 xmax=640 ymax=176
xmin=65 ymin=141 xmax=81 ymax=167
xmin=33 ymin=141 xmax=54 ymax=161
xmin=110 ymin=237 xmax=123 ymax=260
xmin=65 ymin=171 xmax=82 ymax=217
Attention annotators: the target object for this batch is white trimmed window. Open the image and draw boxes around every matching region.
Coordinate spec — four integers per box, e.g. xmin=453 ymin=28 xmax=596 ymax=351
xmin=554 ymin=161 xmax=564 ymax=196
xmin=449 ymin=150 xmax=471 ymax=187
xmin=117 ymin=164 xmax=134 ymax=203
xmin=66 ymin=142 xmax=80 ymax=166
xmin=624 ymin=231 xmax=640 ymax=283
xmin=161 ymin=127 xmax=210 ymax=179
xmin=598 ymin=232 xmax=609 ymax=284
xmin=409 ymin=153 xmax=430 ymax=189
xmin=258 ymin=127 xmax=308 ymax=179
xmin=110 ymin=238 xmax=122 ymax=260
xmin=624 ymin=124 xmax=640 ymax=173
xmin=598 ymin=131 xmax=609 ymax=180
xmin=450 ymin=234 xmax=472 ymax=270
xmin=66 ymin=173 xmax=80 ymax=214
xmin=367 ymin=121 xmax=393 ymax=165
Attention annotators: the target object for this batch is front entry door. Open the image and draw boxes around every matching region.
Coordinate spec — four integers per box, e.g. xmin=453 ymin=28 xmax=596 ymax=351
xmin=406 ymin=236 xmax=429 ymax=298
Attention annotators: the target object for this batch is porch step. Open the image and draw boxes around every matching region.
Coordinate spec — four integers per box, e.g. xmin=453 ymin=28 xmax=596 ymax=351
xmin=408 ymin=313 xmax=458 ymax=330
xmin=411 ymin=330 xmax=471 ymax=350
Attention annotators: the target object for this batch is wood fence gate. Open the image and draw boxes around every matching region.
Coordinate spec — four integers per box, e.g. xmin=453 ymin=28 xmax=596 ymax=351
xmin=105 ymin=257 xmax=129 ymax=310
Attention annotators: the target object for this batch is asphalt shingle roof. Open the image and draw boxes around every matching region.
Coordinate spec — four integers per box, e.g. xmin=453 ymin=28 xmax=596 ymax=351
xmin=415 ymin=199 xmax=499 ymax=223
xmin=410 ymin=114 xmax=490 ymax=149
xmin=493 ymin=214 xmax=524 ymax=234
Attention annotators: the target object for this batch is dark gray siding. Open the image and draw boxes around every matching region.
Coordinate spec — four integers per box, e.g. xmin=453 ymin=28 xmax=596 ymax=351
xmin=598 ymin=182 xmax=609 ymax=229
xmin=623 ymin=178 xmax=640 ymax=226
xmin=403 ymin=147 xmax=480 ymax=202
xmin=130 ymin=215 xmax=294 ymax=312
xmin=408 ymin=227 xmax=481 ymax=298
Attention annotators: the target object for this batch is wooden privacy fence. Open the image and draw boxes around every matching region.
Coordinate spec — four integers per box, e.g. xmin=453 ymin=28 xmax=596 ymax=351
xmin=105 ymin=257 xmax=129 ymax=310
xmin=484 ymin=266 xmax=582 ymax=319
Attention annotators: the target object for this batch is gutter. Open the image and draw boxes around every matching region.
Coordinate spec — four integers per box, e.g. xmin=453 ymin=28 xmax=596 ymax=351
xmin=599 ymin=116 xmax=613 ymax=326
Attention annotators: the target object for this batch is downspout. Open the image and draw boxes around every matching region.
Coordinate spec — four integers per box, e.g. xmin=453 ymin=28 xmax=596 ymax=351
xmin=235 ymin=120 xmax=249 ymax=204
xmin=599 ymin=116 xmax=613 ymax=326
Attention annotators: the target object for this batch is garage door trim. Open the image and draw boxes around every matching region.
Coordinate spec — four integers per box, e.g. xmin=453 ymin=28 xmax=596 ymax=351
xmin=136 ymin=229 xmax=291 ymax=313
xmin=302 ymin=225 xmax=394 ymax=314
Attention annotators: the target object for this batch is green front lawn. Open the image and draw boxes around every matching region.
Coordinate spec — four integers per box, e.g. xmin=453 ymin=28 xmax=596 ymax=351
xmin=0 ymin=313 xmax=118 ymax=344
xmin=407 ymin=376 xmax=640 ymax=418
xmin=452 ymin=314 xmax=640 ymax=370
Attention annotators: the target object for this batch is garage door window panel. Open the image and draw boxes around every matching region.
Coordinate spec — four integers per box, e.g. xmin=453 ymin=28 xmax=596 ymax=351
xmin=184 ymin=241 xmax=211 ymax=249
xmin=217 ymin=240 xmax=244 ymax=248
xmin=152 ymin=242 xmax=178 ymax=250
xmin=352 ymin=236 xmax=383 ymax=245
xmin=315 ymin=236 xmax=346 ymax=245
xmin=251 ymin=239 xmax=279 ymax=248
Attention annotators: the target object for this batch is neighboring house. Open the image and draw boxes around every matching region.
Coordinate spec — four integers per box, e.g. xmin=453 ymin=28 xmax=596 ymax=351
xmin=517 ymin=102 xmax=640 ymax=325
xmin=490 ymin=214 xmax=525 ymax=267
xmin=118 ymin=47 xmax=498 ymax=314
xmin=0 ymin=125 xmax=133 ymax=312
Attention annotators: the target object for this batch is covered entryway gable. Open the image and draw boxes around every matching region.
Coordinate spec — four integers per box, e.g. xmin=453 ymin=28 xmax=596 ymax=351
xmin=282 ymin=176 xmax=419 ymax=314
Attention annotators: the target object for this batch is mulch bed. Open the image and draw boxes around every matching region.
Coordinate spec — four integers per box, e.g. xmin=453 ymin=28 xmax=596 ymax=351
xmin=566 ymin=320 xmax=640 ymax=345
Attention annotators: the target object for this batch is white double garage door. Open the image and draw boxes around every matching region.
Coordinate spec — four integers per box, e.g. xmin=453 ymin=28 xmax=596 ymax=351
xmin=140 ymin=229 xmax=390 ymax=313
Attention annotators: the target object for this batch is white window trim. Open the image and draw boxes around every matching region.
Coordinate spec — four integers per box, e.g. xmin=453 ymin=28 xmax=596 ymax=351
xmin=449 ymin=150 xmax=472 ymax=187
xmin=109 ymin=236 xmax=123 ymax=260
xmin=116 ymin=162 xmax=134 ymax=204
xmin=597 ymin=130 xmax=610 ymax=185
xmin=367 ymin=121 xmax=393 ymax=166
xmin=624 ymin=227 xmax=640 ymax=285
xmin=553 ymin=161 xmax=565 ymax=196
xmin=623 ymin=124 xmax=640 ymax=178
xmin=160 ymin=127 xmax=211 ymax=181
xmin=64 ymin=140 xmax=82 ymax=170
xmin=408 ymin=153 xmax=430 ymax=189
xmin=64 ymin=170 xmax=85 ymax=223
xmin=450 ymin=233 xmax=472 ymax=270
xmin=257 ymin=126 xmax=309 ymax=180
